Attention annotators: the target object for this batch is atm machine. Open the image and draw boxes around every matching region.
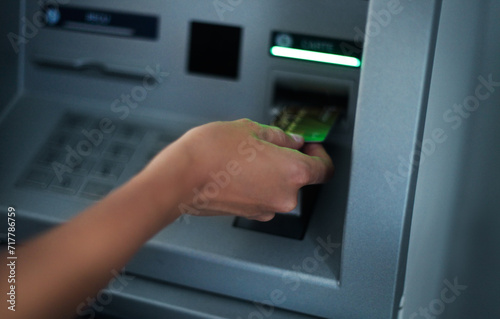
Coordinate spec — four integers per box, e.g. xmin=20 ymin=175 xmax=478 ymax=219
xmin=1 ymin=0 xmax=499 ymax=318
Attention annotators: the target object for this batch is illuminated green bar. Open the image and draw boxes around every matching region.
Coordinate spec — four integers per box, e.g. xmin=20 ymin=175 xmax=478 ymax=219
xmin=270 ymin=46 xmax=361 ymax=68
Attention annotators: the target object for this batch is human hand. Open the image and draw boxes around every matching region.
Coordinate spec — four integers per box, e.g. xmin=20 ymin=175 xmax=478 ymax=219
xmin=141 ymin=119 xmax=334 ymax=222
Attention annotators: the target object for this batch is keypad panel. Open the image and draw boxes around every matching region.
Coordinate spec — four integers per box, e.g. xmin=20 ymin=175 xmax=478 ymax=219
xmin=17 ymin=113 xmax=173 ymax=201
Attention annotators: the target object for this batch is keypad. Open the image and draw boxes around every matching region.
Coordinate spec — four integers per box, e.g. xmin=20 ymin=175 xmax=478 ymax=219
xmin=17 ymin=113 xmax=173 ymax=201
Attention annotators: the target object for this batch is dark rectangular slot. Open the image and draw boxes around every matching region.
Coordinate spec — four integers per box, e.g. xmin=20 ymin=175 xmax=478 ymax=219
xmin=233 ymin=185 xmax=320 ymax=240
xmin=273 ymin=80 xmax=349 ymax=108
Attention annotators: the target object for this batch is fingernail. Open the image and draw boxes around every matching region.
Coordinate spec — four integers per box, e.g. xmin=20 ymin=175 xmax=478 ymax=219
xmin=290 ymin=134 xmax=304 ymax=143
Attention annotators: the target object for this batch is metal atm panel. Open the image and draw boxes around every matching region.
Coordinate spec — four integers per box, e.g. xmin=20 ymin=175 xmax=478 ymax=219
xmin=0 ymin=0 xmax=443 ymax=318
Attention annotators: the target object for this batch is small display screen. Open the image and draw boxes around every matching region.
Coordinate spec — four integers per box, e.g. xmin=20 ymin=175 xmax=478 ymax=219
xmin=270 ymin=31 xmax=362 ymax=67
xmin=43 ymin=5 xmax=159 ymax=40
xmin=188 ymin=22 xmax=242 ymax=80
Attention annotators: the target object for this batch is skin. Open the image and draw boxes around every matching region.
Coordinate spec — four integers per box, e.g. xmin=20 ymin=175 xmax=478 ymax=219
xmin=0 ymin=119 xmax=334 ymax=319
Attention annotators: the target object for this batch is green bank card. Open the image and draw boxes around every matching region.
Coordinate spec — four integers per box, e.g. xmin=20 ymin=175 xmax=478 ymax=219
xmin=273 ymin=106 xmax=341 ymax=142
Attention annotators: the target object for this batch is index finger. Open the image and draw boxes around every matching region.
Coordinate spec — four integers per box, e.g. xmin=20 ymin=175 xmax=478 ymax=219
xmin=256 ymin=124 xmax=305 ymax=150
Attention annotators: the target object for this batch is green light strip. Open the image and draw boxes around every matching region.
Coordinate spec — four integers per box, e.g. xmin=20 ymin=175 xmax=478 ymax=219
xmin=270 ymin=46 xmax=361 ymax=68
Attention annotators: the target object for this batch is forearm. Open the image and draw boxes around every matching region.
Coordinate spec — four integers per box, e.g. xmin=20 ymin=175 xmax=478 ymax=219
xmin=4 ymin=148 xmax=189 ymax=319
